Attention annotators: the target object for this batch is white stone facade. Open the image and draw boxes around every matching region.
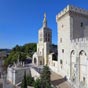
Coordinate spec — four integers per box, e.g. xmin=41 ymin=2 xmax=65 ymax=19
xmin=56 ymin=5 xmax=88 ymax=87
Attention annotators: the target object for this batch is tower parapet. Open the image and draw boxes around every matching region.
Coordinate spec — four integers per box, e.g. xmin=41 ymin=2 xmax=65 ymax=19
xmin=56 ymin=5 xmax=88 ymax=20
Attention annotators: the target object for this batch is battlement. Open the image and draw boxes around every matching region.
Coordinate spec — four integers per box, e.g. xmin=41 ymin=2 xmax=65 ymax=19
xmin=71 ymin=37 xmax=88 ymax=44
xmin=56 ymin=5 xmax=88 ymax=20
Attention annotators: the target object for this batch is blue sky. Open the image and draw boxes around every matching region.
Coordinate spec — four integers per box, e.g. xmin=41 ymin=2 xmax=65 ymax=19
xmin=0 ymin=0 xmax=88 ymax=49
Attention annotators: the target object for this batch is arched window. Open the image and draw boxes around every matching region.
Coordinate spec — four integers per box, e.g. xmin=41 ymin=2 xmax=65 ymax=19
xmin=60 ymin=38 xmax=62 ymax=43
xmin=34 ymin=58 xmax=37 ymax=64
xmin=62 ymin=49 xmax=64 ymax=53
xmin=60 ymin=59 xmax=63 ymax=64
xmin=81 ymin=22 xmax=83 ymax=27
xmin=40 ymin=61 xmax=42 ymax=65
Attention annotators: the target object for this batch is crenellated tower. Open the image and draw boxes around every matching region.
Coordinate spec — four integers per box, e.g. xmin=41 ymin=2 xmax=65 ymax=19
xmin=56 ymin=5 xmax=88 ymax=87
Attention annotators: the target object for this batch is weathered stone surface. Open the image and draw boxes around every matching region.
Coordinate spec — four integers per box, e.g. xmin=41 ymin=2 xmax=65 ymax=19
xmin=56 ymin=5 xmax=88 ymax=87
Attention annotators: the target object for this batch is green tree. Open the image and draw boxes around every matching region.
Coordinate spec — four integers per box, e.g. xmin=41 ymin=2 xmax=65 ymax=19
xmin=21 ymin=71 xmax=27 ymax=88
xmin=4 ymin=51 xmax=16 ymax=66
xmin=26 ymin=75 xmax=34 ymax=86
xmin=12 ymin=45 xmax=21 ymax=52
xmin=21 ymin=73 xmax=34 ymax=88
xmin=33 ymin=78 xmax=41 ymax=88
xmin=4 ymin=51 xmax=26 ymax=67
xmin=23 ymin=43 xmax=36 ymax=57
xmin=40 ymin=65 xmax=51 ymax=88
xmin=4 ymin=43 xmax=36 ymax=68
xmin=19 ymin=52 xmax=26 ymax=61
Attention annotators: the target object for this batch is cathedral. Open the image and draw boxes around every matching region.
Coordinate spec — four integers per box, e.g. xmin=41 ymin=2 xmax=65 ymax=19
xmin=32 ymin=13 xmax=57 ymax=66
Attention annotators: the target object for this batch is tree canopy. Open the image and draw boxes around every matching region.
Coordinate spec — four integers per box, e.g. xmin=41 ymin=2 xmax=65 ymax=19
xmin=33 ymin=78 xmax=41 ymax=88
xmin=21 ymin=65 xmax=52 ymax=88
xmin=21 ymin=71 xmax=34 ymax=88
xmin=21 ymin=71 xmax=27 ymax=88
xmin=40 ymin=65 xmax=51 ymax=88
xmin=4 ymin=43 xmax=36 ymax=67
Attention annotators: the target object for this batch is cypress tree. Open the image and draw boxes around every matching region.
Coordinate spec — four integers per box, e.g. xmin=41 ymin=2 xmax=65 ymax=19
xmin=21 ymin=71 xmax=27 ymax=88
xmin=40 ymin=65 xmax=51 ymax=88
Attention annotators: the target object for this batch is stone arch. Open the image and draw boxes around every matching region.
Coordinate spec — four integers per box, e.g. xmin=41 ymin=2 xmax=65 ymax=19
xmin=70 ymin=50 xmax=76 ymax=81
xmin=79 ymin=50 xmax=86 ymax=56
xmin=79 ymin=50 xmax=87 ymax=83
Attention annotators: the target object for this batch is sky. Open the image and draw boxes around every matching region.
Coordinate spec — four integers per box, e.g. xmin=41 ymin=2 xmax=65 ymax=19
xmin=0 ymin=0 xmax=88 ymax=49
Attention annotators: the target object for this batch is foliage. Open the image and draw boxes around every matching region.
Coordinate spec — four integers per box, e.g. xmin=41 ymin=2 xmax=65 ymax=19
xmin=26 ymin=75 xmax=34 ymax=86
xmin=40 ymin=65 xmax=52 ymax=88
xmin=21 ymin=72 xmax=34 ymax=88
xmin=4 ymin=51 xmax=26 ymax=66
xmin=33 ymin=78 xmax=41 ymax=88
xmin=21 ymin=66 xmax=52 ymax=88
xmin=33 ymin=65 xmax=52 ymax=88
xmin=12 ymin=43 xmax=36 ymax=57
xmin=23 ymin=43 xmax=36 ymax=57
xmin=4 ymin=43 xmax=36 ymax=67
xmin=21 ymin=71 xmax=27 ymax=88
xmin=12 ymin=45 xmax=21 ymax=52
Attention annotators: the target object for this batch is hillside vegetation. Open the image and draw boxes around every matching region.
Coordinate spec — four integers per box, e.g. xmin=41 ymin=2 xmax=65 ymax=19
xmin=4 ymin=43 xmax=36 ymax=67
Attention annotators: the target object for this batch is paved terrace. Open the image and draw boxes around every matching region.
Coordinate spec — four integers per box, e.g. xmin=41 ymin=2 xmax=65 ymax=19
xmin=51 ymin=72 xmax=71 ymax=88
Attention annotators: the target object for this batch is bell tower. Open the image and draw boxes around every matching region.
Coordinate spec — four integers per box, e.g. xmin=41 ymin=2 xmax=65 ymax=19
xmin=37 ymin=13 xmax=52 ymax=65
xmin=38 ymin=13 xmax=52 ymax=44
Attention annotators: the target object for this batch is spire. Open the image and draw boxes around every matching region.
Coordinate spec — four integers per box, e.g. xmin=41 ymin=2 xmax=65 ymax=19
xmin=43 ymin=13 xmax=47 ymax=27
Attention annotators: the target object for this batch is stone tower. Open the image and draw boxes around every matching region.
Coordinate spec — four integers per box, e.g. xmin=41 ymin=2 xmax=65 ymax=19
xmin=56 ymin=5 xmax=88 ymax=79
xmin=56 ymin=5 xmax=71 ymax=77
xmin=33 ymin=13 xmax=52 ymax=66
